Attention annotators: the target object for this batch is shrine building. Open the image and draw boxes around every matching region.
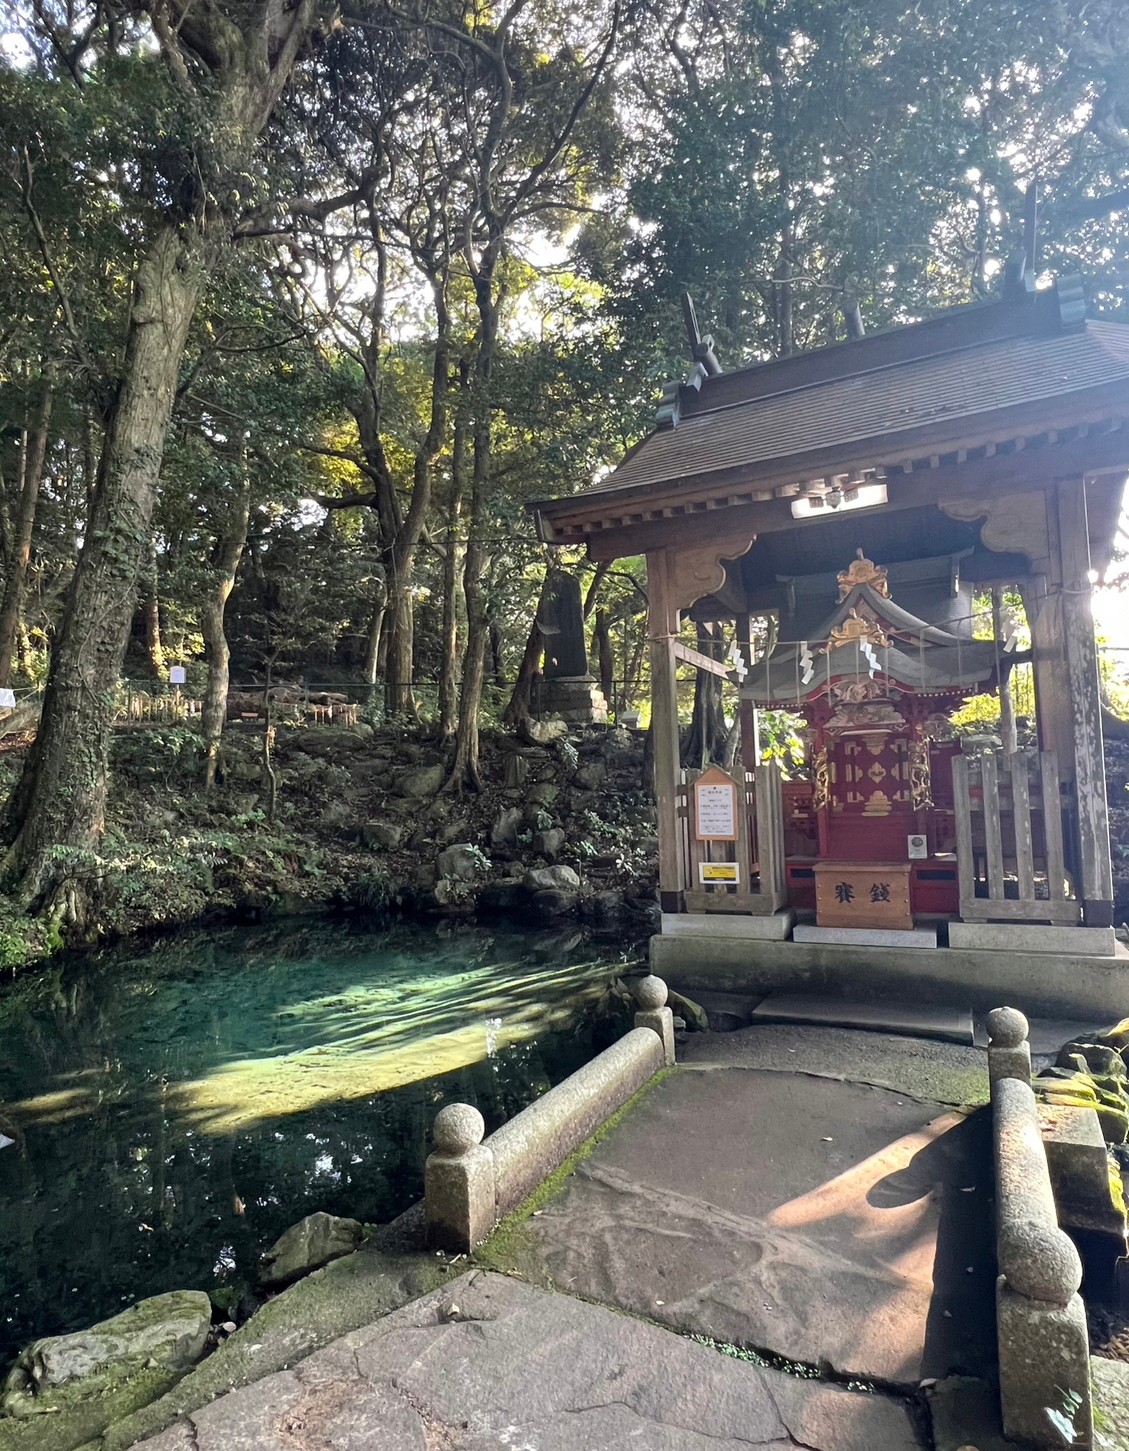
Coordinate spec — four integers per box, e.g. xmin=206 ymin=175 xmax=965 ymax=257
xmin=532 ymin=277 xmax=1129 ymax=1011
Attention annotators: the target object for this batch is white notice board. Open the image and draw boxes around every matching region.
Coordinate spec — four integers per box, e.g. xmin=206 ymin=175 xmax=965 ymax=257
xmin=693 ymin=766 xmax=739 ymax=841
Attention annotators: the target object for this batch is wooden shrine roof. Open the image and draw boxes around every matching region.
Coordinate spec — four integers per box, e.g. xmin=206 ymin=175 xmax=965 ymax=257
xmin=740 ymin=576 xmax=997 ymax=707
xmin=599 ymin=323 xmax=1129 ymax=498
xmin=533 ymin=282 xmax=1129 ymax=550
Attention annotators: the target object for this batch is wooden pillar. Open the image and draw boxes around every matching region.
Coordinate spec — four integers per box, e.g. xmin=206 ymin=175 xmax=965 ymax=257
xmin=1056 ymin=479 xmax=1113 ymax=926
xmin=1022 ymin=572 xmax=1078 ymax=893
xmin=647 ymin=549 xmax=683 ymax=913
xmin=735 ymin=613 xmax=760 ymax=770
xmin=1023 ymin=578 xmax=1074 ymax=776
xmin=991 ymin=586 xmax=1018 ymax=756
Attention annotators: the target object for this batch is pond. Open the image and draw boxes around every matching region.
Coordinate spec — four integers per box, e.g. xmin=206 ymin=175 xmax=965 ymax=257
xmin=0 ymin=919 xmax=636 ymax=1362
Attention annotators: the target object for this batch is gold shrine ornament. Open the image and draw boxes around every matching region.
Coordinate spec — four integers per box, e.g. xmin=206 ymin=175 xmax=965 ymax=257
xmin=837 ymin=550 xmax=889 ymax=599
xmin=822 ymin=608 xmax=890 ymax=653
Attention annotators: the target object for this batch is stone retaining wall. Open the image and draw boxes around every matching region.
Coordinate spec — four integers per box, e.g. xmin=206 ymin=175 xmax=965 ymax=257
xmin=424 ymin=976 xmax=674 ymax=1252
xmin=987 ymin=1006 xmax=1093 ymax=1450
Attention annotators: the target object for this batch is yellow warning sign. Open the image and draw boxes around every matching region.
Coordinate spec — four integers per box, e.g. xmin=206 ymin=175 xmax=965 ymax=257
xmin=699 ymin=862 xmax=739 ymax=885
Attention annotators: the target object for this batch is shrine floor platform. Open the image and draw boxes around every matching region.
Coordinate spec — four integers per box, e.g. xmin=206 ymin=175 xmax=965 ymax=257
xmin=653 ymin=929 xmax=1129 ymax=1020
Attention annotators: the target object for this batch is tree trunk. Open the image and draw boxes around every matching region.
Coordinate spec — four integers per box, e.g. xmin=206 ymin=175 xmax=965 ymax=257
xmin=594 ymin=607 xmax=615 ymax=711
xmin=446 ymin=258 xmax=499 ymax=791
xmin=362 ymin=594 xmax=386 ymax=689
xmin=438 ymin=408 xmax=466 ymax=740
xmin=385 ymin=283 xmax=451 ymax=718
xmin=261 ymin=656 xmax=279 ymax=825
xmin=503 ymin=571 xmax=552 ymax=727
xmin=681 ymin=621 xmax=727 ymax=768
xmin=202 ymin=483 xmax=251 ymax=791
xmin=489 ymin=619 xmax=505 ymax=686
xmin=385 ymin=586 xmax=415 ymax=717
xmin=582 ymin=561 xmax=610 ymax=620
xmin=0 ymin=383 xmax=52 ymax=688
xmin=447 ymin=554 xmax=488 ymax=790
xmin=141 ymin=537 xmax=166 ymax=680
xmin=3 ymin=226 xmax=205 ymax=884
xmin=625 ymin=631 xmax=646 ymax=705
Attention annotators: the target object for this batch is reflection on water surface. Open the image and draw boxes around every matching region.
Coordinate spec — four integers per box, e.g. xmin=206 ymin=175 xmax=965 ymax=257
xmin=0 ymin=919 xmax=631 ymax=1360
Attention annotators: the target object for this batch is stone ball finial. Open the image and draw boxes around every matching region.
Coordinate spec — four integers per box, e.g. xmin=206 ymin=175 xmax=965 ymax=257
xmin=433 ymin=1103 xmax=485 ymax=1156
xmin=987 ymin=1006 xmax=1029 ymax=1049
xmin=633 ymin=975 xmax=668 ymax=1011
xmin=999 ymin=1220 xmax=1082 ymax=1306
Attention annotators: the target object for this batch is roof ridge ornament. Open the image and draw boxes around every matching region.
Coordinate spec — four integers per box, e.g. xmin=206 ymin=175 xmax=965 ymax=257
xmin=837 ymin=550 xmax=890 ymax=600
xmin=1003 ymin=181 xmax=1040 ymax=300
xmin=682 ymin=292 xmax=723 ymax=376
xmin=1055 ymin=274 xmax=1086 ymax=327
xmin=655 ymin=362 xmax=708 ymax=429
xmin=823 ymin=608 xmax=890 ymax=653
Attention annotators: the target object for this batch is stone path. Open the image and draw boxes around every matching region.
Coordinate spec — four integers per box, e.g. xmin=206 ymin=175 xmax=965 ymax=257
xmin=134 ymin=1272 xmax=924 ymax=1451
xmin=123 ymin=1022 xmax=1004 ymax=1450
xmin=518 ymin=1046 xmax=996 ymax=1386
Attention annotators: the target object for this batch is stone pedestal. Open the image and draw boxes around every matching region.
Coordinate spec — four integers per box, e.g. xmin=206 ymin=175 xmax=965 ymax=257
xmin=1040 ymin=1102 xmax=1127 ymax=1237
xmin=997 ymin=1282 xmax=1092 ymax=1448
xmin=661 ymin=910 xmax=794 ymax=941
xmin=948 ymin=922 xmax=1119 ymax=957
xmin=425 ymin=1105 xmax=496 ymax=1253
xmin=792 ymin=923 xmax=938 ymax=948
xmin=539 ymin=675 xmax=607 ymax=725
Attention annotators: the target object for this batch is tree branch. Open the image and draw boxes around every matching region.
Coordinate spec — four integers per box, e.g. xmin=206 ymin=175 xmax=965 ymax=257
xmin=19 ymin=148 xmax=94 ymax=374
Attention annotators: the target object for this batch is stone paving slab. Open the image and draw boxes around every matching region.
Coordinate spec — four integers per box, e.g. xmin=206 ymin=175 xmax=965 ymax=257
xmin=133 ymin=1272 xmax=925 ymax=1451
xmin=680 ymin=1022 xmax=990 ymax=1106
xmin=750 ymin=993 xmax=973 ymax=1044
xmin=520 ymin=1066 xmax=996 ymax=1387
xmin=89 ymin=1242 xmax=443 ymax=1451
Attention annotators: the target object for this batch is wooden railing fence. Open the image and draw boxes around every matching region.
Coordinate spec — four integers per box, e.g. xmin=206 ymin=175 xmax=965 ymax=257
xmin=952 ymin=749 xmax=1079 ymax=924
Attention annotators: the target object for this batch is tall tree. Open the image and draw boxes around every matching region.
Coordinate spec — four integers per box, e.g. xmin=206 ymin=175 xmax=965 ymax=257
xmin=0 ymin=377 xmax=53 ymax=687
xmin=1 ymin=0 xmax=333 ymax=892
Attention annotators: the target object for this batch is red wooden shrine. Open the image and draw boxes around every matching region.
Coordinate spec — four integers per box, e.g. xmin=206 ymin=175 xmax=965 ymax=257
xmin=741 ymin=552 xmax=996 ymax=924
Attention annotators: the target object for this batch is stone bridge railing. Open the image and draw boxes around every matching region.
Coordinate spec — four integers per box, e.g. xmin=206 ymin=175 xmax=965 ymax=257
xmin=988 ymin=1006 xmax=1092 ymax=1450
xmin=424 ymin=975 xmax=675 ymax=1253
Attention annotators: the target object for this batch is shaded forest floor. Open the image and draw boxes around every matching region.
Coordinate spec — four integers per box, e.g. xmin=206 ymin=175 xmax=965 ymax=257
xmin=2 ymin=718 xmax=1129 ymax=976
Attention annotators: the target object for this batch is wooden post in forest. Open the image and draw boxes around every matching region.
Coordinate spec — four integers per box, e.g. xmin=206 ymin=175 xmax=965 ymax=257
xmin=1056 ymin=479 xmax=1114 ymax=926
xmin=647 ymin=549 xmax=682 ymax=913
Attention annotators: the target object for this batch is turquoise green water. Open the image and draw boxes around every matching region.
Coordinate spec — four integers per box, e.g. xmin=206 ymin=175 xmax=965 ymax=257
xmin=0 ymin=921 xmax=633 ymax=1360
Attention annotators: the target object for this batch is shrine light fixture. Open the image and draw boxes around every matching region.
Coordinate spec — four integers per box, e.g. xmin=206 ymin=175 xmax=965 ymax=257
xmin=791 ymin=481 xmax=888 ymax=519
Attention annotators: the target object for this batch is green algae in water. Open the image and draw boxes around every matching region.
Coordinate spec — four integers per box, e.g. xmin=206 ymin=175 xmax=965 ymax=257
xmin=0 ymin=919 xmax=633 ymax=1362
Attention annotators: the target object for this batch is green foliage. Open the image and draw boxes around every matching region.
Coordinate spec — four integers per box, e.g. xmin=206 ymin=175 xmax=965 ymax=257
xmin=758 ymin=712 xmax=807 ymax=776
xmin=346 ymin=870 xmax=392 ymax=916
xmin=2 ymin=0 xmax=1129 ymax=893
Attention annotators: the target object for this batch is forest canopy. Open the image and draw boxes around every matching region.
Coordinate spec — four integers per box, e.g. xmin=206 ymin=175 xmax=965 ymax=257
xmin=0 ymin=0 xmax=1128 ymax=899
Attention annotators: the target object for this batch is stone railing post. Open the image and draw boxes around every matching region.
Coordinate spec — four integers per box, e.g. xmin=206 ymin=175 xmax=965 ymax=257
xmin=987 ymin=1004 xmax=1031 ymax=1086
xmin=424 ymin=1104 xmax=496 ymax=1254
xmin=993 ymin=1074 xmax=1092 ymax=1449
xmin=633 ymin=974 xmax=676 ymax=1066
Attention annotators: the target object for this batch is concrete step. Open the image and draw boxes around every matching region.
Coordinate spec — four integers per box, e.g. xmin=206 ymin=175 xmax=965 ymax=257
xmin=749 ymin=992 xmax=975 ymax=1045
